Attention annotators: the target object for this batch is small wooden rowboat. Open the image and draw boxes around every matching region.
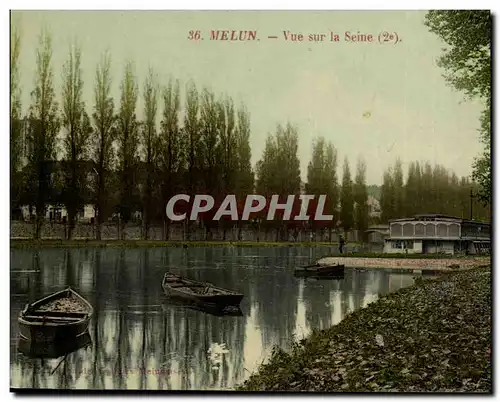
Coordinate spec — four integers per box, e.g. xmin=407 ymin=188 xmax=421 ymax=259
xmin=18 ymin=288 xmax=93 ymax=343
xmin=294 ymin=263 xmax=345 ymax=277
xmin=17 ymin=331 xmax=92 ymax=359
xmin=162 ymin=299 xmax=243 ymax=317
xmin=162 ymin=273 xmax=244 ymax=308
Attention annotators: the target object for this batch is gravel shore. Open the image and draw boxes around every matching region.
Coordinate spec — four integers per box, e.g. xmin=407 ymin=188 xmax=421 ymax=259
xmin=318 ymin=256 xmax=490 ymax=271
xmin=238 ymin=266 xmax=492 ymax=392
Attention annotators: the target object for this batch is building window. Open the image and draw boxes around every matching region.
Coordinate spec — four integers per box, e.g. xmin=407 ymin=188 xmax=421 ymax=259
xmin=449 ymin=223 xmax=459 ymax=237
xmin=403 ymin=223 xmax=413 ymax=237
xmin=437 ymin=223 xmax=447 ymax=237
xmin=392 ymin=241 xmax=402 ymax=249
xmin=391 ymin=224 xmax=402 ymax=237
xmin=426 ymin=224 xmax=436 ymax=237
xmin=415 ymin=223 xmax=424 ymax=236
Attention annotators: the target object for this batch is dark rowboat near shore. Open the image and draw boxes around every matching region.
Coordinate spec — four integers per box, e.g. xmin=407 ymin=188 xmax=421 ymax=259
xmin=18 ymin=288 xmax=93 ymax=343
xmin=294 ymin=263 xmax=345 ymax=277
xmin=17 ymin=331 xmax=92 ymax=359
xmin=162 ymin=299 xmax=243 ymax=317
xmin=162 ymin=273 xmax=244 ymax=308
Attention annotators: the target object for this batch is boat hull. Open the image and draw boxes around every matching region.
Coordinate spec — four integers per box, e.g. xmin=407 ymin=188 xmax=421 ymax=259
xmin=17 ymin=331 xmax=92 ymax=358
xmin=294 ymin=264 xmax=345 ymax=277
xmin=17 ymin=287 xmax=93 ymax=343
xmin=162 ymin=273 xmax=244 ymax=308
xmin=163 ymin=286 xmax=244 ymax=307
xmin=162 ymin=298 xmax=244 ymax=317
xmin=18 ymin=318 xmax=90 ymax=343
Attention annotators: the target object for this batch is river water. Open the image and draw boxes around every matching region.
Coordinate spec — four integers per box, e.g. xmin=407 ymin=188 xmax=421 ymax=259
xmin=10 ymin=246 xmax=418 ymax=391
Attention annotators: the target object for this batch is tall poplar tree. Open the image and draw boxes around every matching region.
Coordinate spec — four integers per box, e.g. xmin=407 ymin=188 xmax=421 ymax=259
xmin=159 ymin=78 xmax=183 ymax=239
xmin=90 ymin=50 xmax=115 ymax=240
xmin=117 ymin=60 xmax=139 ymax=238
xmin=340 ymin=157 xmax=354 ymax=236
xmin=61 ymin=41 xmax=92 ymax=239
xmin=140 ymin=67 xmax=159 ymax=239
xmin=354 ymin=157 xmax=369 ymax=242
xmin=27 ymin=29 xmax=60 ymax=238
xmin=10 ymin=23 xmax=23 ymax=217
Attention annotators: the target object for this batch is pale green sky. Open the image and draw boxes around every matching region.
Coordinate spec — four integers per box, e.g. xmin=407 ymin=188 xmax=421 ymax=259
xmin=11 ymin=10 xmax=485 ymax=185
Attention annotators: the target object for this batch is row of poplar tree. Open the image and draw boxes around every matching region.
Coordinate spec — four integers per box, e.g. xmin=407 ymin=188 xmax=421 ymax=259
xmin=380 ymin=160 xmax=490 ymax=223
xmin=10 ymin=28 xmax=490 ymax=241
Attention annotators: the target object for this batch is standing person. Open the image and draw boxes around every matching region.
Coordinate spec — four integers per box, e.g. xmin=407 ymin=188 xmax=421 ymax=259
xmin=339 ymin=234 xmax=345 ymax=254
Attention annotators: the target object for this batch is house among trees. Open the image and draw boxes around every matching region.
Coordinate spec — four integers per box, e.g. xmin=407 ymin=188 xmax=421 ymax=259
xmin=367 ymin=195 xmax=381 ymax=219
xmin=365 ymin=224 xmax=389 ymax=244
xmin=383 ymin=214 xmax=491 ymax=255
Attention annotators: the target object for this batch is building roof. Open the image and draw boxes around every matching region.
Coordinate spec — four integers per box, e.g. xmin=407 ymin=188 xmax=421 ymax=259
xmin=389 ymin=214 xmax=491 ymax=226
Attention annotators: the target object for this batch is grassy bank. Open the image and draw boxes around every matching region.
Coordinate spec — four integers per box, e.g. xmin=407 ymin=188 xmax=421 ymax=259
xmin=10 ymin=239 xmax=345 ymax=249
xmin=237 ymin=266 xmax=491 ymax=392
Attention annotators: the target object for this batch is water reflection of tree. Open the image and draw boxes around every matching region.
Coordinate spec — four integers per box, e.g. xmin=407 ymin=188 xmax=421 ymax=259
xmin=32 ymin=251 xmax=42 ymax=301
xmin=302 ymin=278 xmax=337 ymax=332
xmin=11 ymin=246 xmax=357 ymax=391
xmin=91 ymin=248 xmax=104 ymax=389
xmin=113 ymin=249 xmax=130 ymax=389
xmin=159 ymin=247 xmax=247 ymax=390
xmin=250 ymin=247 xmax=300 ymax=352
xmin=138 ymin=248 xmax=148 ymax=390
xmin=64 ymin=250 xmax=75 ymax=289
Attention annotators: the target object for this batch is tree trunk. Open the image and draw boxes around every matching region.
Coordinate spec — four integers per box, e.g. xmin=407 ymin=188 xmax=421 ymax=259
xmin=34 ymin=216 xmax=42 ymax=240
xmin=67 ymin=210 xmax=76 ymax=240
xmin=95 ymin=220 xmax=101 ymax=240
xmin=237 ymin=221 xmax=242 ymax=241
xmin=143 ymin=210 xmax=149 ymax=240
xmin=185 ymin=220 xmax=191 ymax=241
xmin=165 ymin=220 xmax=170 ymax=241
xmin=120 ymin=221 xmax=126 ymax=240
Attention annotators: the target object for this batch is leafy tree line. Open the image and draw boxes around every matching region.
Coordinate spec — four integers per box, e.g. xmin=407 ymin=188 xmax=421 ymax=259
xmin=10 ymin=29 xmax=256 ymax=240
xmin=254 ymin=132 xmax=370 ymax=242
xmin=380 ymin=159 xmax=490 ymax=223
xmin=10 ymin=27 xmax=372 ymax=241
xmin=11 ymin=27 xmax=487 ymax=243
xmin=425 ymin=11 xmax=491 ymax=206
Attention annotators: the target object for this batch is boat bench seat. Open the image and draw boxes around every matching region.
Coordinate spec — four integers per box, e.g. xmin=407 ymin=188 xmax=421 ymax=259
xmin=169 ymin=283 xmax=205 ymax=288
xmin=23 ymin=315 xmax=83 ymax=321
xmin=30 ymin=310 xmax=87 ymax=318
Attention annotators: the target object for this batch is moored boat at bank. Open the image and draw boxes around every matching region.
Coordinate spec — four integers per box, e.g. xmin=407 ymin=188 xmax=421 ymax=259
xmin=17 ymin=330 xmax=92 ymax=359
xmin=294 ymin=263 xmax=345 ymax=277
xmin=18 ymin=288 xmax=93 ymax=343
xmin=162 ymin=272 xmax=244 ymax=308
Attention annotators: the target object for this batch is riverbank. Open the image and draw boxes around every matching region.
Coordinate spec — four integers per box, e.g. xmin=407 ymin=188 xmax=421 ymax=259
xmin=318 ymin=256 xmax=491 ymax=272
xmin=10 ymin=239 xmax=346 ymax=249
xmin=237 ymin=266 xmax=491 ymax=392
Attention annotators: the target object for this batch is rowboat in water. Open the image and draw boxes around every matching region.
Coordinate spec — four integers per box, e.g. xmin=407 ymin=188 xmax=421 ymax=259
xmin=17 ymin=331 xmax=92 ymax=359
xmin=294 ymin=263 xmax=345 ymax=277
xmin=18 ymin=288 xmax=93 ymax=343
xmin=162 ymin=273 xmax=244 ymax=308
xmin=162 ymin=299 xmax=243 ymax=317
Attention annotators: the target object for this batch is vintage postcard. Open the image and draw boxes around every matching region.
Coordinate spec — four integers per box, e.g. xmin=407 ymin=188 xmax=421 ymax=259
xmin=9 ymin=9 xmax=491 ymax=393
